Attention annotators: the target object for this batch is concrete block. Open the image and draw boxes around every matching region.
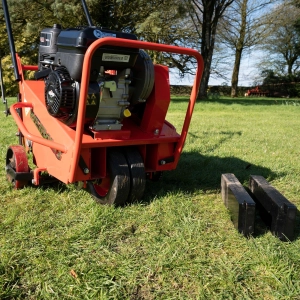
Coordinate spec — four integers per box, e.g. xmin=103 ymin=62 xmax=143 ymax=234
xmin=249 ymin=175 xmax=297 ymax=241
xmin=221 ymin=173 xmax=255 ymax=237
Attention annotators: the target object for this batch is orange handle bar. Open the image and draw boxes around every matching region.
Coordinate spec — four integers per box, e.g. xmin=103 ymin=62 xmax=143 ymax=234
xmin=70 ymin=37 xmax=204 ymax=182
xmin=10 ymin=102 xmax=67 ymax=153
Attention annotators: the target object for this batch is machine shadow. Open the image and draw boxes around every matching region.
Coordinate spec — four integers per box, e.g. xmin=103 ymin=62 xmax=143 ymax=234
xmin=142 ymin=151 xmax=300 ymax=239
xmin=144 ymin=151 xmax=278 ymax=197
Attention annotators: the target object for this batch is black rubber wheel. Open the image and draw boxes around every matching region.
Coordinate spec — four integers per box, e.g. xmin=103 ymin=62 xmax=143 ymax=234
xmin=6 ymin=145 xmax=29 ymax=189
xmin=86 ymin=149 xmax=130 ymax=206
xmin=124 ymin=148 xmax=146 ymax=203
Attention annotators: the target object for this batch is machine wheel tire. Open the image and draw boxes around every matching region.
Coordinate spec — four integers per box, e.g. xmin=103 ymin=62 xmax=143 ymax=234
xmin=124 ymin=148 xmax=146 ymax=203
xmin=87 ymin=149 xmax=130 ymax=206
xmin=6 ymin=145 xmax=29 ymax=189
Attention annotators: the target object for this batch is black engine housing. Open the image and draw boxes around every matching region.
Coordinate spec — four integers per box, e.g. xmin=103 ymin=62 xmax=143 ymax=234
xmin=38 ymin=25 xmax=139 ymax=81
xmin=45 ymin=67 xmax=100 ymax=126
xmin=38 ymin=24 xmax=154 ymax=128
xmin=45 ymin=67 xmax=76 ymax=123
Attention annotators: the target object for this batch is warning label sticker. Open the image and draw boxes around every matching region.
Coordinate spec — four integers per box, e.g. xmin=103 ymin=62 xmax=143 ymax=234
xmin=87 ymin=94 xmax=98 ymax=105
xmin=102 ymin=53 xmax=130 ymax=63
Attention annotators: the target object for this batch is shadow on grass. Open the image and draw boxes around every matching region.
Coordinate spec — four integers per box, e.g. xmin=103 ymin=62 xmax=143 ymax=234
xmin=143 ymin=151 xmax=300 ymax=240
xmin=27 ymin=150 xmax=299 ymax=240
xmin=144 ymin=151 xmax=278 ymax=197
xmin=172 ymin=97 xmax=300 ymax=106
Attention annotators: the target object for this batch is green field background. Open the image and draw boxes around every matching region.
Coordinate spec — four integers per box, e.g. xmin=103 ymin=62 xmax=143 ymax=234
xmin=0 ymin=97 xmax=300 ymax=299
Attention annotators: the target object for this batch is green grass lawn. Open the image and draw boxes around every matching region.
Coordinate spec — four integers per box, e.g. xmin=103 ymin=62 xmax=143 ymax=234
xmin=1 ymin=96 xmax=300 ymax=299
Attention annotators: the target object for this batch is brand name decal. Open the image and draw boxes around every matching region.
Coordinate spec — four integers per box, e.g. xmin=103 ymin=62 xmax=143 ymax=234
xmin=30 ymin=111 xmax=61 ymax=160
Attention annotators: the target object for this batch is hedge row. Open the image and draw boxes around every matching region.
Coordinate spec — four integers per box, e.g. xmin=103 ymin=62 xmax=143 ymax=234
xmin=171 ymin=84 xmax=300 ymax=98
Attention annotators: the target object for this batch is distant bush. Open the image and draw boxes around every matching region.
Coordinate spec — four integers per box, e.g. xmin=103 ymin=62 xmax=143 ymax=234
xmin=170 ymin=84 xmax=300 ymax=98
xmin=170 ymin=85 xmax=192 ymax=96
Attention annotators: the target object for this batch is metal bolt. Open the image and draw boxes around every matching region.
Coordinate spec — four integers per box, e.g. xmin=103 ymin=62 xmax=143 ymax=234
xmin=160 ymin=160 xmax=166 ymax=165
xmin=26 ymin=140 xmax=32 ymax=148
xmin=154 ymin=129 xmax=159 ymax=135
xmin=83 ymin=168 xmax=90 ymax=174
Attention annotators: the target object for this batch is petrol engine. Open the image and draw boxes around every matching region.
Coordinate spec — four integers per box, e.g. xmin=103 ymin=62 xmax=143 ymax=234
xmin=36 ymin=25 xmax=154 ymax=129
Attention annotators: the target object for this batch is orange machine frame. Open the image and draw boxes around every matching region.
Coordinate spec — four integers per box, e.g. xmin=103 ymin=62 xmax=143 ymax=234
xmin=10 ymin=38 xmax=204 ymax=185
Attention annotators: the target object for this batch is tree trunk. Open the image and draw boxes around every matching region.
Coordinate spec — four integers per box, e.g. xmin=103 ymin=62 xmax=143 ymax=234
xmin=230 ymin=0 xmax=248 ymax=98
xmin=198 ymin=1 xmax=217 ymax=99
xmin=231 ymin=48 xmax=243 ymax=97
xmin=196 ymin=0 xmax=234 ymax=99
xmin=199 ymin=51 xmax=214 ymax=99
xmin=287 ymin=62 xmax=293 ymax=76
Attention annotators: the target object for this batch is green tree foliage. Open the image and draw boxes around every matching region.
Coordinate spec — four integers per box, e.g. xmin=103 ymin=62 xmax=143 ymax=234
xmin=88 ymin=0 xmax=196 ymax=77
xmin=261 ymin=69 xmax=300 ymax=84
xmin=0 ymin=0 xmax=84 ymax=95
xmin=135 ymin=1 xmax=197 ymax=76
xmin=260 ymin=68 xmax=300 ymax=97
xmin=1 ymin=0 xmax=193 ymax=95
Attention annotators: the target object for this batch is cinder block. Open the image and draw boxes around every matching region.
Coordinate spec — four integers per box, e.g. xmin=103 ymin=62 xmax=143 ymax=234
xmin=249 ymin=175 xmax=297 ymax=241
xmin=221 ymin=174 xmax=255 ymax=237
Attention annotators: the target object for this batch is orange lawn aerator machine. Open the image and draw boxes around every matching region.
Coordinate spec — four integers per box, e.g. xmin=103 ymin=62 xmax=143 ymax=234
xmin=2 ymin=0 xmax=203 ymax=205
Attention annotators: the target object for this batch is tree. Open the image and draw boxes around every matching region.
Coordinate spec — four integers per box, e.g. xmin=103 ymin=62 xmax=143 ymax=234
xmin=218 ymin=0 xmax=275 ymax=97
xmin=135 ymin=1 xmax=198 ymax=77
xmin=3 ymin=0 xmax=227 ymax=97
xmin=0 ymin=0 xmax=141 ymax=94
xmin=186 ymin=0 xmax=234 ymax=99
xmin=1 ymin=0 xmax=198 ymax=94
xmin=259 ymin=2 xmax=300 ymax=77
xmin=1 ymin=0 xmax=85 ymax=94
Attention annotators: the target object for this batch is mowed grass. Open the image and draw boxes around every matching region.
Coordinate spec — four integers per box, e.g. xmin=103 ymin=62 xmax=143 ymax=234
xmin=0 ymin=96 xmax=300 ymax=299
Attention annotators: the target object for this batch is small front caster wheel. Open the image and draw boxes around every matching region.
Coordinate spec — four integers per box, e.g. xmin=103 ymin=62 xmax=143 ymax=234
xmin=6 ymin=145 xmax=30 ymax=189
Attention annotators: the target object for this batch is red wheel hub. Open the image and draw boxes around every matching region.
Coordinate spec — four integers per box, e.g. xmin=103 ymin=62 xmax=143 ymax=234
xmin=6 ymin=145 xmax=29 ymax=189
xmin=93 ymin=177 xmax=110 ymax=197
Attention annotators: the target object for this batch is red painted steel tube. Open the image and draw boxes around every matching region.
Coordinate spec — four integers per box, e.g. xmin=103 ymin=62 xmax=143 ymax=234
xmin=33 ymin=167 xmax=47 ymax=185
xmin=16 ymin=54 xmax=24 ymax=82
xmin=22 ymin=65 xmax=38 ymax=71
xmin=69 ymin=38 xmax=204 ymax=182
xmin=10 ymin=102 xmax=67 ymax=153
xmin=173 ymin=70 xmax=201 ymax=166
